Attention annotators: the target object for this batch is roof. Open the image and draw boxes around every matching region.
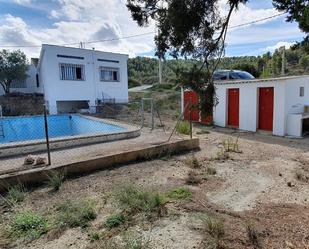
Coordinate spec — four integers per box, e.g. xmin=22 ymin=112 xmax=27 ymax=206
xmin=214 ymin=75 xmax=309 ymax=85
xmin=41 ymin=44 xmax=129 ymax=57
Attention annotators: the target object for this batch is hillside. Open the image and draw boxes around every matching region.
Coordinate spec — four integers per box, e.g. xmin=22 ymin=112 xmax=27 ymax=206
xmin=128 ymin=40 xmax=309 ymax=88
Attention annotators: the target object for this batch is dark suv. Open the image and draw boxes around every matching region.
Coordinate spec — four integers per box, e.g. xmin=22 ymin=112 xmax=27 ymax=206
xmin=213 ymin=70 xmax=255 ymax=81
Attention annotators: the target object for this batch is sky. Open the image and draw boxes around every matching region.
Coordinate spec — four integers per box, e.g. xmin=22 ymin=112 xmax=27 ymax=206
xmin=0 ymin=0 xmax=306 ymax=59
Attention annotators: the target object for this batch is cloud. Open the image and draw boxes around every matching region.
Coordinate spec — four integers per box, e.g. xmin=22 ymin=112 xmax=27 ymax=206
xmin=264 ymin=41 xmax=296 ymax=52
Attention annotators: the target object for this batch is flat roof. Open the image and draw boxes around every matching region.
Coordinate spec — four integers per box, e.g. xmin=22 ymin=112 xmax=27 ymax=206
xmin=215 ymin=75 xmax=309 ymax=85
xmin=41 ymin=44 xmax=129 ymax=57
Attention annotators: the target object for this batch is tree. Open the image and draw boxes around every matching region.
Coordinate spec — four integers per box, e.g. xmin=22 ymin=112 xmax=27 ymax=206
xmin=273 ymin=0 xmax=309 ymax=33
xmin=126 ymin=0 xmax=248 ymax=116
xmin=299 ymin=54 xmax=309 ymax=69
xmin=0 ymin=50 xmax=28 ymax=94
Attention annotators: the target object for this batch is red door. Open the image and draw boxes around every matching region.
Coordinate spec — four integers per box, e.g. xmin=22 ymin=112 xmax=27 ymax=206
xmin=184 ymin=91 xmax=199 ymax=121
xmin=258 ymin=87 xmax=274 ymax=131
xmin=227 ymin=88 xmax=239 ymax=127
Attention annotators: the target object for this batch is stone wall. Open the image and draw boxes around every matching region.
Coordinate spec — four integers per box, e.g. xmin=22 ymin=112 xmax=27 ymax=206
xmin=0 ymin=94 xmax=44 ymax=116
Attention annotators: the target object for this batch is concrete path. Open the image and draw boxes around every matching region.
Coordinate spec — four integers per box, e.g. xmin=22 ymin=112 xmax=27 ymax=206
xmin=128 ymin=84 xmax=153 ymax=92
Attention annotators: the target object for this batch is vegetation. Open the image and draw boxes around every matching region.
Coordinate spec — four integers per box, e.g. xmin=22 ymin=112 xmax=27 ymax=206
xmin=105 ymin=214 xmax=126 ymax=229
xmin=185 ymin=155 xmax=201 ymax=169
xmin=166 ymin=187 xmax=192 ymax=200
xmin=0 ymin=50 xmax=28 ymax=94
xmin=56 ymin=200 xmax=96 ymax=228
xmin=10 ymin=211 xmax=48 ymax=241
xmin=222 ymin=137 xmax=241 ymax=153
xmin=246 ymin=222 xmax=261 ymax=248
xmin=114 ymin=185 xmax=165 ymax=216
xmin=6 ymin=185 xmax=25 ymax=204
xmin=47 ymin=171 xmax=65 ymax=191
xmin=176 ymin=121 xmax=190 ymax=135
xmin=185 ymin=170 xmax=202 ymax=185
xmin=205 ymin=167 xmax=217 ymax=176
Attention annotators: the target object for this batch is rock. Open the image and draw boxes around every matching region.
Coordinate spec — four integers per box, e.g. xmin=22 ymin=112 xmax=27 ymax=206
xmin=35 ymin=157 xmax=46 ymax=165
xmin=24 ymin=155 xmax=35 ymax=165
xmin=279 ymin=173 xmax=283 ymax=177
xmin=287 ymin=181 xmax=295 ymax=187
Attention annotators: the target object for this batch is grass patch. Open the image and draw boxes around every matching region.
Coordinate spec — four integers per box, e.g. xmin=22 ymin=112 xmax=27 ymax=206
xmin=246 ymin=222 xmax=261 ymax=248
xmin=6 ymin=185 xmax=25 ymax=204
xmin=176 ymin=121 xmax=190 ymax=135
xmin=185 ymin=170 xmax=202 ymax=185
xmin=56 ymin=200 xmax=96 ymax=228
xmin=10 ymin=211 xmax=48 ymax=241
xmin=185 ymin=156 xmax=201 ymax=169
xmin=200 ymin=214 xmax=225 ymax=240
xmin=205 ymin=167 xmax=217 ymax=175
xmin=214 ymin=148 xmax=230 ymax=161
xmin=166 ymin=187 xmax=192 ymax=200
xmin=105 ymin=214 xmax=126 ymax=229
xmin=222 ymin=137 xmax=241 ymax=153
xmin=122 ymin=231 xmax=150 ymax=249
xmin=47 ymin=171 xmax=65 ymax=191
xmin=114 ymin=184 xmax=165 ymax=216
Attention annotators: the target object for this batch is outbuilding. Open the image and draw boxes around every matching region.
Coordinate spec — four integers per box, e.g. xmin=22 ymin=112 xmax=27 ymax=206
xmin=214 ymin=75 xmax=309 ymax=137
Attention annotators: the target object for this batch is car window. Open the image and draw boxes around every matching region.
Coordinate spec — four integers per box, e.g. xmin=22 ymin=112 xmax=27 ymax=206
xmin=230 ymin=71 xmax=255 ymax=80
xmin=213 ymin=72 xmax=228 ymax=80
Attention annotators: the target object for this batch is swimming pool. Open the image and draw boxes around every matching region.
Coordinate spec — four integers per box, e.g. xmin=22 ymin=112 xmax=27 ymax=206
xmin=0 ymin=114 xmax=126 ymax=144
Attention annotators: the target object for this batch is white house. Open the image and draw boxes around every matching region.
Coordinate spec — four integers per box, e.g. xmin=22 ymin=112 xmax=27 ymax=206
xmin=38 ymin=44 xmax=129 ymax=114
xmin=213 ymin=75 xmax=309 ymax=137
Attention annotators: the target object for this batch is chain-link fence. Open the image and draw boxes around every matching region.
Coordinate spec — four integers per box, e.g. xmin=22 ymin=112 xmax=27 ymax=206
xmin=0 ymin=95 xmax=191 ymax=176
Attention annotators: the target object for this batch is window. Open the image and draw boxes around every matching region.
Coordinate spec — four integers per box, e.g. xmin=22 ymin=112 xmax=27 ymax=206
xmin=97 ymin=59 xmax=119 ymax=63
xmin=59 ymin=63 xmax=85 ymax=81
xmin=300 ymin=87 xmax=305 ymax=97
xmin=100 ymin=67 xmax=120 ymax=82
xmin=57 ymin=54 xmax=84 ymax=60
xmin=11 ymin=79 xmax=26 ymax=88
xmin=36 ymin=74 xmax=39 ymax=87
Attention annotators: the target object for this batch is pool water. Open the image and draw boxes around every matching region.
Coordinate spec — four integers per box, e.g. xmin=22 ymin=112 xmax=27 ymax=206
xmin=0 ymin=115 xmax=126 ymax=144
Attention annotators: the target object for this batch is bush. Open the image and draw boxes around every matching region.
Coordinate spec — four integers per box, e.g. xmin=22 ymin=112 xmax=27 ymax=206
xmin=205 ymin=167 xmax=217 ymax=175
xmin=185 ymin=171 xmax=202 ymax=185
xmin=114 ymin=185 xmax=164 ymax=215
xmin=105 ymin=214 xmax=126 ymax=229
xmin=6 ymin=185 xmax=25 ymax=204
xmin=176 ymin=121 xmax=190 ymax=135
xmin=128 ymin=78 xmax=142 ymax=88
xmin=47 ymin=171 xmax=65 ymax=191
xmin=185 ymin=156 xmax=201 ymax=169
xmin=166 ymin=187 xmax=192 ymax=200
xmin=200 ymin=214 xmax=224 ymax=240
xmin=10 ymin=211 xmax=48 ymax=241
xmin=56 ymin=200 xmax=96 ymax=228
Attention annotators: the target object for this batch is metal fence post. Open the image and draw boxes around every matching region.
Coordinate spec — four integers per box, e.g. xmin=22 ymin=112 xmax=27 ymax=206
xmin=151 ymin=98 xmax=154 ymax=130
xmin=141 ymin=99 xmax=144 ymax=128
xmin=189 ymin=97 xmax=193 ymax=139
xmin=43 ymin=104 xmax=51 ymax=165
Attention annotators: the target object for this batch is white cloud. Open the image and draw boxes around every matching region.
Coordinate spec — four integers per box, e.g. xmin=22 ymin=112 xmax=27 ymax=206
xmin=264 ymin=41 xmax=296 ymax=52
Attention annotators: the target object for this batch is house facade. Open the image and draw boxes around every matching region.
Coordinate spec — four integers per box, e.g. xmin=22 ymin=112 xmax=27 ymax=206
xmin=38 ymin=44 xmax=129 ymax=114
xmin=183 ymin=75 xmax=309 ymax=137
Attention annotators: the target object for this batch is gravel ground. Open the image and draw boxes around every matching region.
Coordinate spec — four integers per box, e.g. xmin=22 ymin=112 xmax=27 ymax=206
xmin=1 ymin=126 xmax=309 ymax=249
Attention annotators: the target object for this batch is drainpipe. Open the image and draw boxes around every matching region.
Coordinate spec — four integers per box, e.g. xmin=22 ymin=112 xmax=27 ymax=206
xmin=91 ymin=48 xmax=97 ymax=111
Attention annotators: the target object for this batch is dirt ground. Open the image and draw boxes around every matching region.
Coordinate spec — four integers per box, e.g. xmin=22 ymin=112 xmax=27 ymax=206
xmin=1 ymin=125 xmax=309 ymax=249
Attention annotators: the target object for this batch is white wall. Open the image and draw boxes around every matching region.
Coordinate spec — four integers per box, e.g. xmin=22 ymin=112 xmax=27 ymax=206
xmin=214 ymin=79 xmax=287 ymax=136
xmin=39 ymin=44 xmax=128 ymax=114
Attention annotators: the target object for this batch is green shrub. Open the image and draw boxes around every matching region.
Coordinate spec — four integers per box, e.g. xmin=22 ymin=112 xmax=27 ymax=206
xmin=128 ymin=78 xmax=142 ymax=88
xmin=7 ymin=185 xmax=25 ymax=204
xmin=114 ymin=185 xmax=164 ymax=215
xmin=56 ymin=200 xmax=96 ymax=228
xmin=200 ymin=215 xmax=224 ymax=240
xmin=185 ymin=156 xmax=201 ymax=168
xmin=105 ymin=214 xmax=125 ymax=229
xmin=176 ymin=121 xmax=190 ymax=135
xmin=166 ymin=187 xmax=192 ymax=200
xmin=47 ymin=171 xmax=65 ymax=191
xmin=10 ymin=211 xmax=48 ymax=241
